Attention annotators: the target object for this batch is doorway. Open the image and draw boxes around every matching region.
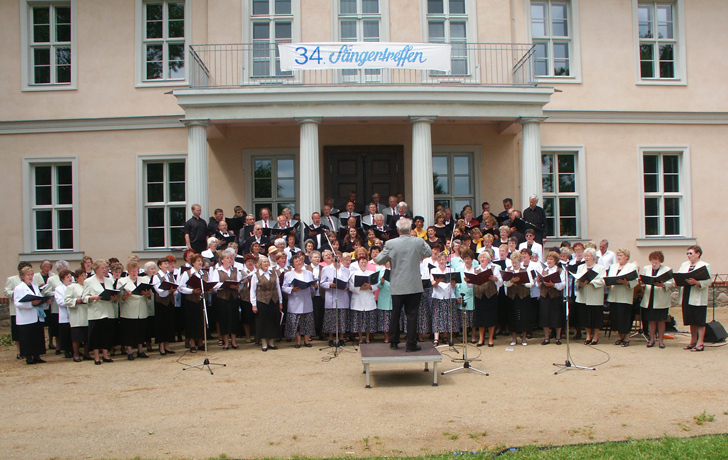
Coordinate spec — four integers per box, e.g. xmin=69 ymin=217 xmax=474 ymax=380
xmin=324 ymin=146 xmax=404 ymax=209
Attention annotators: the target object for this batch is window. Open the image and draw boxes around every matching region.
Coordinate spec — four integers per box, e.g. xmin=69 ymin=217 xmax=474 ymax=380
xmin=142 ymin=159 xmax=187 ymax=249
xmin=22 ymin=1 xmax=76 ymax=89
xmin=251 ymin=0 xmax=293 ymax=77
xmin=542 ymin=152 xmax=580 ymax=238
xmin=433 ymin=152 xmax=475 ymax=213
xmin=426 ymin=0 xmax=469 ymax=75
xmin=338 ymin=0 xmax=382 ymax=82
xmin=22 ymin=159 xmax=78 ymax=253
xmin=642 ymin=152 xmax=683 ymax=237
xmin=252 ymin=156 xmax=297 ymax=218
xmin=634 ymin=1 xmax=685 ymax=84
xmin=142 ymin=1 xmax=186 ymax=81
xmin=531 ymin=1 xmax=571 ymax=77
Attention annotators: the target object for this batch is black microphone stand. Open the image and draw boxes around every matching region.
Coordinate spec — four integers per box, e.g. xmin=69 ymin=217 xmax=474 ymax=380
xmin=319 ymin=228 xmax=356 ymax=358
xmin=184 ymin=270 xmax=226 ymax=375
xmin=553 ymin=264 xmax=595 ymax=374
xmin=442 ymin=293 xmax=488 ymax=376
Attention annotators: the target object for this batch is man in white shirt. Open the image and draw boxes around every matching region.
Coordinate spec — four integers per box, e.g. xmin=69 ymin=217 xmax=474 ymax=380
xmin=597 ymin=239 xmax=616 ymax=269
xmin=255 ymin=208 xmax=276 ymax=229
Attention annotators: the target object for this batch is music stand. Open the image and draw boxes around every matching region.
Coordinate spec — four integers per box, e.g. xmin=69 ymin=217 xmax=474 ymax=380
xmin=553 ymin=266 xmax=595 ymax=374
xmin=442 ymin=294 xmax=488 ymax=376
xmin=183 ymin=272 xmax=226 ymax=375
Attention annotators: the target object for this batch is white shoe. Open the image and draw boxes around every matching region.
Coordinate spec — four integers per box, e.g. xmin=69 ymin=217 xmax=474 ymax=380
xmin=522 ymin=341 xmax=528 ymax=346
xmin=510 ymin=341 xmax=516 ymax=346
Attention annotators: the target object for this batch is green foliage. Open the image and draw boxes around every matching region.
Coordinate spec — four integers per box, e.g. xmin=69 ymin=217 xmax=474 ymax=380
xmin=0 ymin=333 xmax=13 ymax=347
xmin=693 ymin=411 xmax=715 ymax=425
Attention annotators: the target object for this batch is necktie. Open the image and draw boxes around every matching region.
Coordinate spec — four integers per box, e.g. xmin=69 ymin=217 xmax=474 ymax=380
xmin=264 ymin=221 xmax=268 ymax=228
xmin=328 ymin=217 xmax=334 ymax=228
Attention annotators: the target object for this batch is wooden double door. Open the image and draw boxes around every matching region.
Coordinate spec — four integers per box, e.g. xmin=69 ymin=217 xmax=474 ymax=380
xmin=324 ymin=146 xmax=404 ymax=209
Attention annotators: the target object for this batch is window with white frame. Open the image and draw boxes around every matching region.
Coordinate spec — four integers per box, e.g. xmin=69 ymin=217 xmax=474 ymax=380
xmin=637 ymin=1 xmax=678 ymax=80
xmin=542 ymin=152 xmax=579 ymax=238
xmin=143 ymin=159 xmax=187 ymax=249
xmin=433 ymin=152 xmax=475 ymax=214
xmin=251 ymin=0 xmax=293 ymax=77
xmin=26 ymin=1 xmax=74 ymax=86
xmin=142 ymin=0 xmax=186 ymax=81
xmin=338 ymin=0 xmax=381 ymax=82
xmin=642 ymin=152 xmax=683 ymax=236
xmin=29 ymin=162 xmax=75 ymax=251
xmin=531 ymin=1 xmax=571 ymax=77
xmin=426 ymin=0 xmax=469 ymax=75
xmin=252 ymin=156 xmax=297 ymax=219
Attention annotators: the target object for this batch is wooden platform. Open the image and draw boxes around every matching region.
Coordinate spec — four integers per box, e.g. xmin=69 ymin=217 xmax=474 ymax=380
xmin=359 ymin=342 xmax=443 ymax=388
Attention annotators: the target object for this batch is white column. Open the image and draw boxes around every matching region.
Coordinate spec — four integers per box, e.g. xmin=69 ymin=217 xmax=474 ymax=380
xmin=410 ymin=116 xmax=436 ymax=226
xmin=183 ymin=119 xmax=210 ymax=219
xmin=296 ymin=117 xmax=322 ymax=224
xmin=518 ymin=117 xmax=546 ymax=210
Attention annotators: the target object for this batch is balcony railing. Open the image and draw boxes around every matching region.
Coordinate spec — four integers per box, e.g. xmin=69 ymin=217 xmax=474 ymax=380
xmin=188 ymin=43 xmax=536 ymax=89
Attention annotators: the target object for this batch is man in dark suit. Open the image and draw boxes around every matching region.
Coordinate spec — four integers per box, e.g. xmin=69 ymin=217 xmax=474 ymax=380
xmin=304 ymin=212 xmax=330 ymax=250
xmin=321 ymin=204 xmax=342 ymax=232
xmin=375 ymin=216 xmax=432 ymax=352
xmin=243 ymin=224 xmax=271 ymax=254
xmin=522 ymin=194 xmax=547 ymax=244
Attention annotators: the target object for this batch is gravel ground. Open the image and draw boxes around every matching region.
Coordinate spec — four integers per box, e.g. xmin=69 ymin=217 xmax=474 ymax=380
xmin=1 ymin=306 xmax=727 ymax=460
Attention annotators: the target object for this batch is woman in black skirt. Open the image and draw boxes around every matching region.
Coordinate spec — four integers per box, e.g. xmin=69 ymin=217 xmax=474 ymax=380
xmin=54 ymin=269 xmax=74 ymax=358
xmin=675 ymin=245 xmax=711 ymax=352
xmin=209 ymin=251 xmax=242 ymax=350
xmin=606 ymin=249 xmax=639 ymax=347
xmin=82 ymin=259 xmax=119 ymax=365
xmin=537 ymin=252 xmax=565 ymax=345
xmin=14 ymin=266 xmax=49 ymax=365
xmin=119 ymin=261 xmax=153 ymax=360
xmin=153 ymin=256 xmax=177 ymax=355
xmin=574 ymin=248 xmax=606 ymax=345
xmin=240 ymin=253 xmax=258 ymax=343
xmin=504 ymin=251 xmax=532 ymax=346
xmin=177 ymin=254 xmax=206 ymax=352
xmin=473 ymin=250 xmax=502 ymax=347
xmin=250 ymin=256 xmax=283 ymax=351
xmin=640 ymin=251 xmax=671 ymax=349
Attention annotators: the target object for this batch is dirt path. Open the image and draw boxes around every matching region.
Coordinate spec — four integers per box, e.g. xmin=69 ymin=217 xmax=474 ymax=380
xmin=2 ymin=307 xmax=727 ymax=460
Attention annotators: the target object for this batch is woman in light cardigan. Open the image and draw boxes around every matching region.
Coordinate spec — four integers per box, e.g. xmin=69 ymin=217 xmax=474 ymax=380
xmin=65 ymin=269 xmax=90 ymax=362
xmin=640 ymin=251 xmax=672 ymax=349
xmin=82 ymin=259 xmax=119 ymax=365
xmin=677 ymin=245 xmax=711 ymax=352
xmin=575 ymin=248 xmax=606 ymax=345
xmin=606 ymin=249 xmax=639 ymax=347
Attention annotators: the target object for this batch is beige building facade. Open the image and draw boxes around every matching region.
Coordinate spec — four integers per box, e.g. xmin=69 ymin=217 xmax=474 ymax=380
xmin=1 ymin=0 xmax=727 ymax=277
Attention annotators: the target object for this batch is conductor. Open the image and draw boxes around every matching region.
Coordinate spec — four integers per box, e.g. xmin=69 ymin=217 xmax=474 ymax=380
xmin=375 ymin=216 xmax=432 ymax=352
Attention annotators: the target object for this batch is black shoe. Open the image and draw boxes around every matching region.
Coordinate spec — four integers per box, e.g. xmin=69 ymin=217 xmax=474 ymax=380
xmin=127 ymin=353 xmax=135 ymax=361
xmin=328 ymin=340 xmax=335 ymax=347
xmin=390 ymin=343 xmax=399 ymax=350
xmin=294 ymin=344 xmax=301 ymax=349
xmin=165 ymin=349 xmax=176 ymax=354
xmin=137 ymin=351 xmax=149 ymax=359
xmin=73 ymin=357 xmax=82 ymax=363
xmin=304 ymin=343 xmax=312 ymax=348
xmin=406 ymin=345 xmax=422 ymax=353
xmin=268 ymin=344 xmax=278 ymax=350
xmin=64 ymin=351 xmax=73 ymax=359
xmin=338 ymin=340 xmax=346 ymax=347
xmin=94 ymin=360 xmax=101 ymax=365
xmin=55 ymin=349 xmax=62 ymax=355
xmin=102 ymin=357 xmax=114 ymax=363
xmin=26 ymin=357 xmax=36 ymax=365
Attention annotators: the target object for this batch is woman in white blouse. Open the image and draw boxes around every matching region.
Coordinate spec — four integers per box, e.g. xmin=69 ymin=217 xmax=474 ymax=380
xmin=348 ymin=254 xmax=379 ymax=344
xmin=177 ymin=254 xmax=206 ymax=353
xmin=282 ymin=252 xmax=317 ymax=348
xmin=14 ymin=266 xmax=49 ymax=365
xmin=430 ymin=251 xmax=460 ymax=346
xmin=53 ymin=269 xmax=74 ymax=359
xmin=250 ymin=256 xmax=283 ymax=352
xmin=208 ymin=251 xmax=242 ymax=350
xmin=320 ymin=251 xmax=351 ymax=347
xmin=536 ymin=252 xmax=566 ymax=345
xmin=65 ymin=269 xmax=90 ymax=362
xmin=473 ymin=251 xmax=502 ymax=347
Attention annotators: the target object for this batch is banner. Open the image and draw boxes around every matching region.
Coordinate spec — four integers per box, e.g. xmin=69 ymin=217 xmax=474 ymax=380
xmin=278 ymin=42 xmax=452 ymax=72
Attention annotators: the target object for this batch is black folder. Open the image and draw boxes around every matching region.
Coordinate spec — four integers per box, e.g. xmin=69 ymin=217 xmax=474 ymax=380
xmin=639 ymin=270 xmax=673 ymax=285
xmin=291 ymin=278 xmax=316 ymax=289
xmin=432 ymin=272 xmax=462 ymax=283
xmin=672 ymin=266 xmax=711 ymax=287
xmin=604 ymin=270 xmax=639 ymax=286
xmin=354 ymin=272 xmax=380 ymax=287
